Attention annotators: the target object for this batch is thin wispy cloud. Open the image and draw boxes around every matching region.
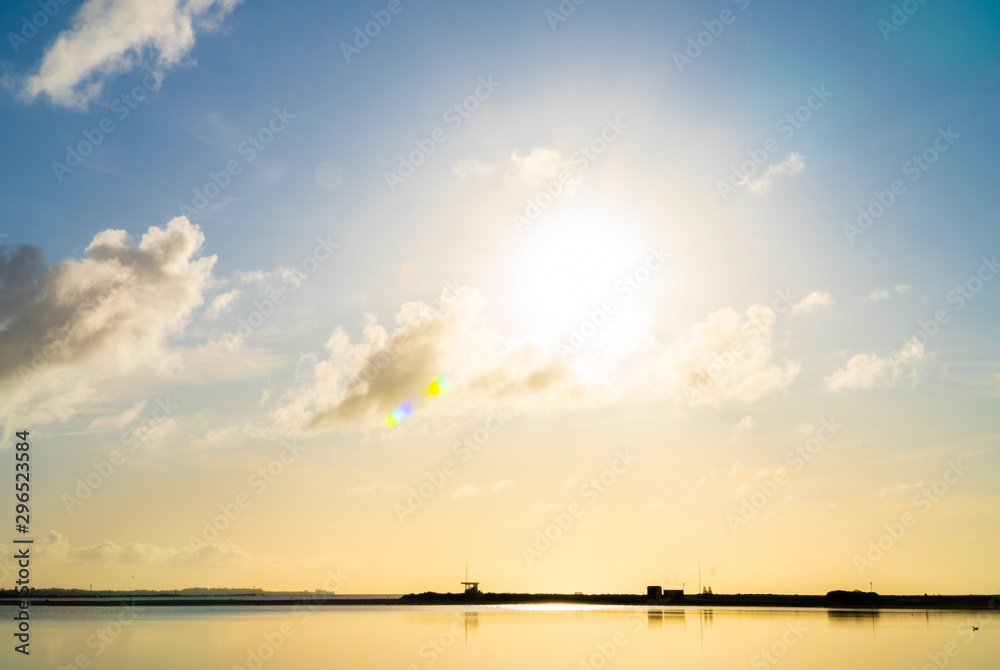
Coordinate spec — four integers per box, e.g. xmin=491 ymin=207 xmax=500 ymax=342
xmin=791 ymin=291 xmax=834 ymax=315
xmin=207 ymin=289 xmax=240 ymax=318
xmin=86 ymin=399 xmax=147 ymax=432
xmin=731 ymin=415 xmax=755 ymax=441
xmin=451 ymin=481 xmax=517 ymax=499
xmin=743 ymin=153 xmax=805 ymax=194
xmin=35 ymin=530 xmax=333 ymax=569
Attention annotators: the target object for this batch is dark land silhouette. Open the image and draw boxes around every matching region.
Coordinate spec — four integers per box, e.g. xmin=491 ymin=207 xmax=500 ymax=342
xmin=1 ymin=588 xmax=996 ymax=610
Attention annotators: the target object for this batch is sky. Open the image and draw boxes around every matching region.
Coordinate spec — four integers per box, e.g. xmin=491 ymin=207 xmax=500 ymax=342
xmin=0 ymin=0 xmax=998 ymax=596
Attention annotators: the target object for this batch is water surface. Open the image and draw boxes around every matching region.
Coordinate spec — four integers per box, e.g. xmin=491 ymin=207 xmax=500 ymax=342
xmin=2 ymin=605 xmax=997 ymax=669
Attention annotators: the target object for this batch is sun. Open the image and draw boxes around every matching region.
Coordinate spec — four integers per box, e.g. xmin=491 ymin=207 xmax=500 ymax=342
xmin=508 ymin=213 xmax=643 ymax=338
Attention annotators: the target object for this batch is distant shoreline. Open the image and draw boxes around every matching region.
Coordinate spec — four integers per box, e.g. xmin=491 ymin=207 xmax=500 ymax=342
xmin=0 ymin=592 xmax=996 ymax=610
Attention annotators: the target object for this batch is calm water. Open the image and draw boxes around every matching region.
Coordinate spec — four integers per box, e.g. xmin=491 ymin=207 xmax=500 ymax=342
xmin=2 ymin=605 xmax=997 ymax=669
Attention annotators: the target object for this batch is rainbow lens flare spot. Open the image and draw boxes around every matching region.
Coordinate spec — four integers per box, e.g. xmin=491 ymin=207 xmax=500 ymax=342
xmin=385 ymin=401 xmax=414 ymax=427
xmin=427 ymin=375 xmax=450 ymax=396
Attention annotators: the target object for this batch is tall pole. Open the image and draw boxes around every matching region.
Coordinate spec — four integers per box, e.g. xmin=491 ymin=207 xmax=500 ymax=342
xmin=698 ymin=562 xmax=702 ymax=594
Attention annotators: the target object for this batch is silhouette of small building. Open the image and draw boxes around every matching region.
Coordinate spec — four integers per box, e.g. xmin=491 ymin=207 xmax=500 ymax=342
xmin=647 ymin=586 xmax=684 ymax=601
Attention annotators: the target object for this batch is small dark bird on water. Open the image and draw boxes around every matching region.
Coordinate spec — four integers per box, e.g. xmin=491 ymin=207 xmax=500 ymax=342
xmin=972 ymin=626 xmax=979 ymax=631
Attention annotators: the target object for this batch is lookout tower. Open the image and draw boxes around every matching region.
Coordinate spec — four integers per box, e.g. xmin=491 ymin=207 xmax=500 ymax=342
xmin=461 ymin=563 xmax=480 ymax=594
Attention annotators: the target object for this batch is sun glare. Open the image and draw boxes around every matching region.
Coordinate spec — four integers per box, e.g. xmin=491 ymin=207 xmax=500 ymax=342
xmin=510 ymin=214 xmax=642 ymax=337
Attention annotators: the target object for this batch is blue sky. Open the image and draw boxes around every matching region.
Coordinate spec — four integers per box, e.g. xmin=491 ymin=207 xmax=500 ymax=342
xmin=0 ymin=0 xmax=998 ymax=594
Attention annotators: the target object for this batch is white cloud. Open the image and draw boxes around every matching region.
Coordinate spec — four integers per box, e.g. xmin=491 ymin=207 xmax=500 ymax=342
xmin=197 ymin=425 xmax=242 ymax=449
xmin=864 ymin=284 xmax=911 ymax=301
xmin=657 ymin=304 xmax=801 ymax=406
xmin=791 ymin=291 xmax=834 ymax=315
xmin=207 ymin=289 xmax=240 ymax=318
xmin=451 ymin=483 xmax=483 ymax=499
xmin=865 ymin=289 xmax=891 ymax=301
xmin=825 ymin=339 xmax=926 ymax=392
xmin=20 ymin=0 xmax=241 ymax=108
xmin=451 ymin=158 xmax=496 ymax=179
xmin=731 ymin=415 xmax=755 ymax=441
xmin=453 ymin=147 xmax=579 ymax=187
xmin=826 ymin=353 xmax=891 ymax=391
xmin=730 ymin=469 xmax=778 ymax=499
xmin=451 ymin=481 xmax=517 ymax=499
xmin=744 ymin=153 xmax=805 ymax=194
xmin=504 ymin=148 xmax=575 ymax=185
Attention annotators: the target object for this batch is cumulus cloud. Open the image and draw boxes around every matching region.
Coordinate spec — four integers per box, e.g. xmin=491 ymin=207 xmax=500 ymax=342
xmin=504 ymin=148 xmax=576 ymax=185
xmin=791 ymin=291 xmax=834 ymax=315
xmin=731 ymin=415 xmax=755 ymax=441
xmin=0 ymin=217 xmax=215 ymax=433
xmin=19 ymin=0 xmax=241 ymax=108
xmin=744 ymin=153 xmax=805 ymax=194
xmin=273 ymin=288 xmax=574 ymax=434
xmin=825 ymin=339 xmax=926 ymax=392
xmin=453 ymin=148 xmax=578 ymax=187
xmin=864 ymin=284 xmax=911 ymax=301
xmin=271 ymin=291 xmax=802 ymax=434
xmin=654 ymin=304 xmax=801 ymax=406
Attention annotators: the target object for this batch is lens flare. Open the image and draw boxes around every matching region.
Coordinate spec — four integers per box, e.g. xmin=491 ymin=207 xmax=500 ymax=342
xmin=385 ymin=401 xmax=414 ymax=427
xmin=427 ymin=375 xmax=450 ymax=396
xmin=385 ymin=375 xmax=451 ymax=427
